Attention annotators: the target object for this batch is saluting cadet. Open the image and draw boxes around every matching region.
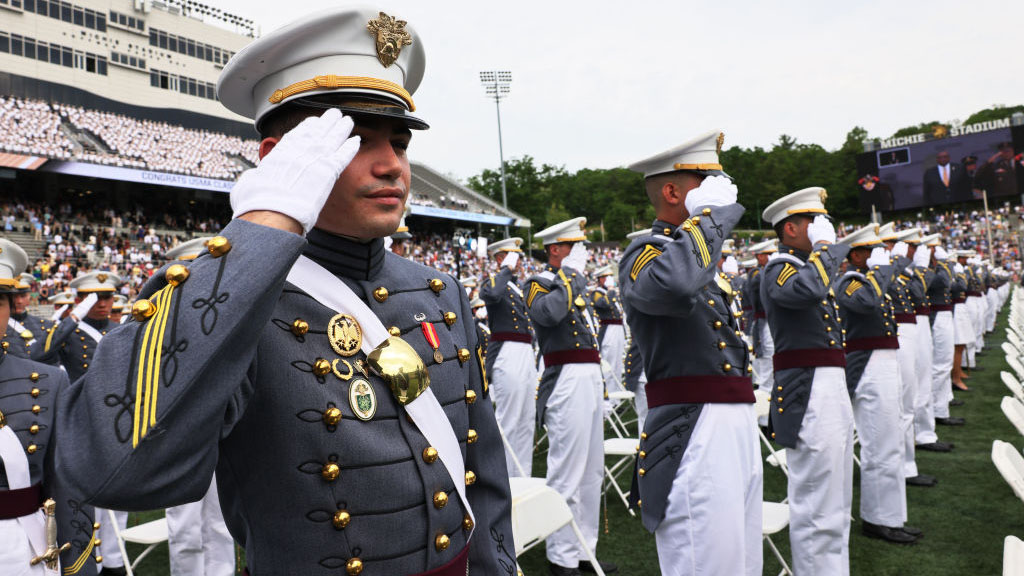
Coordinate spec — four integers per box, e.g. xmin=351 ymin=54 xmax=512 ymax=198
xmin=622 ymin=229 xmax=651 ymax=431
xmin=620 ymin=131 xmax=761 ymax=576
xmin=744 ymin=239 xmax=778 ymax=411
xmin=0 ymin=239 xmax=102 ymax=576
xmin=879 ymin=226 xmax=937 ymax=486
xmin=389 ymin=215 xmax=412 ymax=258
xmin=966 ymin=255 xmax=988 ymax=357
xmin=950 ymin=251 xmax=972 ymax=391
xmin=835 ymin=225 xmax=918 ymax=544
xmin=479 ymin=237 xmax=537 ymax=478
xmin=31 ymin=273 xmax=121 ymax=384
xmin=985 ymin=261 xmax=1001 ymax=332
xmin=527 ymin=217 xmax=614 ymax=575
xmin=109 ymin=297 xmax=128 ymax=325
xmin=760 ymin=187 xmax=854 ymax=576
xmin=157 ymin=238 xmax=236 ymax=576
xmin=46 ymin=292 xmax=74 ymax=323
xmin=5 ymin=272 xmax=43 ymax=358
xmin=56 ymin=8 xmax=513 ymax=575
xmin=924 ymin=237 xmax=965 ymax=427
xmin=591 ymin=265 xmax=626 ymax=395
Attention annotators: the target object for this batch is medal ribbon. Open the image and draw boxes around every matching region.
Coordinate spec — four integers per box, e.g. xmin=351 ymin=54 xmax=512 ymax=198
xmin=421 ymin=322 xmax=440 ymax=351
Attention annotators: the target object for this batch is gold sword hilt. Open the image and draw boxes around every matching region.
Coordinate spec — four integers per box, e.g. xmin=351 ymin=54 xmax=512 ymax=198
xmin=30 ymin=499 xmax=71 ymax=569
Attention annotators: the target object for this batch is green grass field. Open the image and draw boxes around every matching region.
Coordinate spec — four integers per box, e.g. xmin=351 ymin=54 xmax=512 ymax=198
xmin=121 ymin=308 xmax=1024 ymax=575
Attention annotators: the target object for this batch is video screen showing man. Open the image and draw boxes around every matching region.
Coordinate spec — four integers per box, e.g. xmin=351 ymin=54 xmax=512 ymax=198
xmin=961 ymin=155 xmax=981 ymax=200
xmin=922 ymin=150 xmax=967 ymax=205
xmin=858 ymin=174 xmax=894 ymax=213
xmin=975 ymin=141 xmax=1021 ymax=199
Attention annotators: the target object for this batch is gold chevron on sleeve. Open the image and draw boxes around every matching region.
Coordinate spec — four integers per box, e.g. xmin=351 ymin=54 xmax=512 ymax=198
xmin=866 ymin=273 xmax=882 ymax=296
xmin=810 ymin=254 xmax=829 ymax=286
xmin=682 ymin=223 xmax=710 ymax=268
xmin=845 ymin=279 xmax=864 ymax=296
xmin=132 ymin=284 xmax=176 ymax=448
xmin=776 ymin=263 xmax=797 ymax=287
xmin=630 ymin=245 xmax=663 ymax=281
xmin=526 ymin=281 xmax=549 ymax=308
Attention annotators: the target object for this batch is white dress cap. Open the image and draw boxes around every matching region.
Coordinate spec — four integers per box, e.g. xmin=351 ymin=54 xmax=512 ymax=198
xmin=762 ymin=187 xmax=829 ymax=226
xmin=535 ymin=217 xmax=587 ymax=246
xmin=627 ymin=130 xmax=727 ymax=179
xmin=487 ymin=237 xmax=523 ymax=255
xmin=840 ymin=224 xmax=884 ymax=249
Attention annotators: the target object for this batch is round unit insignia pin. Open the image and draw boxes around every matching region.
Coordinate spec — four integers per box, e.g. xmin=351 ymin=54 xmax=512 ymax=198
xmin=349 ymin=378 xmax=377 ymax=421
xmin=328 ymin=314 xmax=363 ymax=357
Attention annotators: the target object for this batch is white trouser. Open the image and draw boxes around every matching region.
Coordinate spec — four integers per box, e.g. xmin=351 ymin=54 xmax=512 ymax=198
xmin=636 ymin=370 xmax=649 ymax=433
xmin=913 ymin=315 xmax=938 ymax=444
xmin=851 ymin=350 xmax=907 ymax=526
xmin=599 ymin=324 xmax=626 ymax=394
xmin=896 ymin=322 xmax=918 ymax=478
xmin=969 ymin=296 xmax=985 ymax=352
xmin=96 ymin=508 xmax=129 ymax=568
xmin=166 ymin=477 xmax=235 ymax=576
xmin=931 ymin=311 xmax=954 ymax=419
xmin=489 ymin=341 xmax=538 ymax=477
xmin=544 ymin=363 xmax=604 ymax=568
xmin=787 ymin=366 xmax=854 ymax=576
xmin=655 ymin=404 xmax=763 ymax=576
xmin=0 ymin=519 xmax=52 ymax=576
xmin=755 ymin=322 xmax=775 ymax=427
xmin=953 ymin=303 xmax=972 ymax=346
xmin=987 ymin=289 xmax=999 ymax=331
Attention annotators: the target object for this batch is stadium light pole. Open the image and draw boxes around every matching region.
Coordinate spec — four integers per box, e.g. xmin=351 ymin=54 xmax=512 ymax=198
xmin=480 ymin=70 xmax=511 ymax=237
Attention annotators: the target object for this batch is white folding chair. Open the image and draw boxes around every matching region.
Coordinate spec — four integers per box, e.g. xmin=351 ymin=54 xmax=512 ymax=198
xmin=602 ymin=437 xmax=638 ymax=516
xmin=510 ymin=477 xmax=606 ymax=576
xmin=1003 ymin=341 xmax=1022 ymax=360
xmin=1008 ymin=329 xmax=1024 ymax=350
xmin=494 ymin=418 xmax=528 ymax=478
xmin=1002 ymin=371 xmax=1024 ymax=405
xmin=1002 ymin=397 xmax=1024 ymax=439
xmin=1004 ymin=535 xmax=1024 ymax=576
xmin=762 ymin=501 xmax=794 ymax=576
xmin=107 ymin=510 xmax=169 ymax=576
xmin=605 ymin=390 xmax=636 ymax=438
xmin=991 ymin=439 xmax=1024 ymax=504
xmin=1007 ymin=355 xmax=1024 ymax=383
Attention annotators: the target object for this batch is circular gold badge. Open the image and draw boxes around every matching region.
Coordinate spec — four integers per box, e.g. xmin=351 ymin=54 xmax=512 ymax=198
xmin=327 ymin=314 xmax=363 ymax=357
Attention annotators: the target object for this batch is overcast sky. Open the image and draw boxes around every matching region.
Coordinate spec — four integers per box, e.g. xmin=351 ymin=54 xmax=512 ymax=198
xmin=211 ymin=0 xmax=1024 ymax=181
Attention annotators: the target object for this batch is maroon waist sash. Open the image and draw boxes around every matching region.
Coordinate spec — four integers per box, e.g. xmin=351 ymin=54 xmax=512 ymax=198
xmin=491 ymin=332 xmax=532 ymax=344
xmin=543 ymin=350 xmax=600 ymax=366
xmin=600 ymin=319 xmax=623 ymax=326
xmin=646 ymin=376 xmax=755 ymax=408
xmin=845 ymin=336 xmax=900 ymax=351
xmin=0 ymin=484 xmax=42 ymax=519
xmin=914 ymin=306 xmax=931 ymax=315
xmin=773 ymin=348 xmax=846 ymax=371
xmin=931 ymin=304 xmax=953 ymax=312
xmin=894 ymin=313 xmax=917 ymax=324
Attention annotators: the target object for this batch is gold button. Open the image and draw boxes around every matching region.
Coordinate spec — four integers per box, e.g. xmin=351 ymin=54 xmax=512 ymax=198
xmin=373 ymin=287 xmax=389 ymax=303
xmin=291 ymin=319 xmax=309 ymax=337
xmin=443 ymin=312 xmax=457 ymax=326
xmin=691 ymin=216 xmax=701 ymax=224
xmin=639 ymin=451 xmax=646 ymax=459
xmin=777 ymin=386 xmax=783 ymax=391
xmin=94 ymin=538 xmax=101 ymax=546
xmin=423 ymin=446 xmax=439 ymax=464
xmin=323 ymin=407 xmax=342 ymax=427
xmin=465 ymin=390 xmax=477 ymax=404
xmin=713 ymin=320 xmax=722 ymax=329
xmin=435 ymin=533 xmax=450 ymax=552
xmin=841 ymin=329 xmax=847 ymax=334
xmin=465 ymin=470 xmax=477 ymax=485
xmin=93 ymin=522 xmax=100 ymax=530
xmin=747 ymin=365 xmax=753 ymax=373
xmin=777 ymin=397 xmax=783 ymax=402
xmin=638 ymin=500 xmax=643 ymax=507
xmin=821 ymin=300 xmax=827 ymax=306
xmin=641 ymin=432 xmax=648 ymax=440
xmin=467 ymin=429 xmax=478 ymax=444
xmin=826 ymin=327 xmax=832 ymax=332
xmin=206 ymin=236 xmax=231 ymax=257
xmin=132 ymin=300 xmax=158 ymax=322
xmin=313 ymin=358 xmax=331 ymax=377
xmin=95 ymin=555 xmax=103 ymax=563
xmin=346 ymin=558 xmax=363 ymax=575
xmin=829 ymin=340 xmax=836 ymax=346
xmin=29 ymin=424 xmax=39 ymax=434
xmin=321 ymin=462 xmax=340 ymax=482
xmin=463 ymin=514 xmax=474 ymax=531
xmin=433 ymin=491 xmax=448 ymax=509
xmin=718 ymin=341 xmax=727 ymax=350
xmin=83 ymin=345 xmax=88 ymax=350
xmin=82 ymin=354 xmax=88 ymax=359
xmin=702 ymin=208 xmax=712 ymax=216
xmin=332 ymin=509 xmax=351 ymax=529
xmin=429 ymin=279 xmax=445 ymax=293
xmin=823 ymin=314 xmax=830 ymax=319
xmin=886 ymin=331 xmax=892 ymax=336
xmin=747 ymin=345 xmax=754 ymax=353
xmin=722 ymin=363 xmax=732 ymax=372
xmin=778 ymin=408 xmax=784 ymax=413
xmin=31 ymin=405 xmax=40 ymax=414
xmin=165 ymin=264 xmax=189 ymax=286
xmin=638 ymin=468 xmax=646 ymax=477
xmin=27 ymin=444 xmax=37 ymax=454
xmin=707 ymin=299 xmax=715 ymax=306
xmin=30 ymin=388 xmax=39 ymax=398
xmin=771 ymin=432 xmax=776 ymax=438
xmin=388 ymin=326 xmax=401 ymax=336
xmin=29 ymin=372 xmax=39 ymax=382
xmin=458 ymin=348 xmax=471 ymax=363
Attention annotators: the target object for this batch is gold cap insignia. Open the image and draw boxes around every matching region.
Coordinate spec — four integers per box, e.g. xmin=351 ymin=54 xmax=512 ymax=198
xmin=819 ymin=189 xmax=828 ymax=204
xmin=367 ymin=12 xmax=412 ymax=68
xmin=716 ymin=132 xmax=725 ymax=155
xmin=96 ymin=273 xmax=108 ymax=283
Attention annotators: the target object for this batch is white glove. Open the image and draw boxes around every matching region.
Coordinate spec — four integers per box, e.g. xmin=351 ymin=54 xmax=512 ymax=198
xmin=892 ymin=241 xmax=909 ymax=258
xmin=71 ymin=293 xmax=98 ymax=321
xmin=913 ymin=246 xmax=931 ymax=267
xmin=502 ymin=251 xmax=520 ymax=271
xmin=722 ymin=256 xmax=739 ymax=274
xmin=383 ymin=236 xmax=394 ymax=252
xmin=51 ymin=304 xmax=68 ymax=322
xmin=561 ymin=242 xmax=589 ymax=272
xmin=230 ymin=108 xmax=361 ymax=234
xmin=684 ymin=175 xmax=737 ymax=216
xmin=934 ymin=246 xmax=949 ymax=261
xmin=807 ymin=215 xmax=837 ymax=245
xmin=954 ymin=263 xmax=964 ymax=274
xmin=866 ymin=247 xmax=890 ymax=268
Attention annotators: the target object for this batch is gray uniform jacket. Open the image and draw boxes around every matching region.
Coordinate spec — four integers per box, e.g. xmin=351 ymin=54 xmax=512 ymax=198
xmin=3 ymin=312 xmax=49 ymax=359
xmin=54 ymin=222 xmax=514 ymax=576
xmin=525 ymin=263 xmax=600 ymax=427
xmin=623 ymin=339 xmax=643 ymax=393
xmin=31 ymin=317 xmax=113 ymax=383
xmin=479 ymin=267 xmax=534 ymax=377
xmin=887 ymin=256 xmax=916 ymax=323
xmin=0 ymin=352 xmax=99 ymax=575
xmin=590 ymin=286 xmax=623 ymax=344
xmin=927 ymin=262 xmax=954 ymax=324
xmin=618 ymin=208 xmax=753 ymax=533
xmin=760 ymin=241 xmax=850 ymax=448
xmin=835 ymin=264 xmax=898 ymax=393
xmin=742 ymin=268 xmax=767 ymax=355
xmin=903 ymin=263 xmax=935 ymax=314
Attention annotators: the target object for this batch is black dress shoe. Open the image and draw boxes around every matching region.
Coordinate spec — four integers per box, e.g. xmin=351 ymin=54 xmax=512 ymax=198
xmin=916 ymin=441 xmax=954 ymax=452
xmin=549 ymin=563 xmax=583 ymax=576
xmin=580 ymin=559 xmax=619 ymax=573
xmin=906 ymin=474 xmax=938 ymax=487
xmin=862 ymin=521 xmax=918 ymax=544
xmin=901 ymin=525 xmax=924 ymax=538
xmin=936 ymin=417 xmax=965 ymax=426
xmin=949 ymin=399 xmax=965 ymax=407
